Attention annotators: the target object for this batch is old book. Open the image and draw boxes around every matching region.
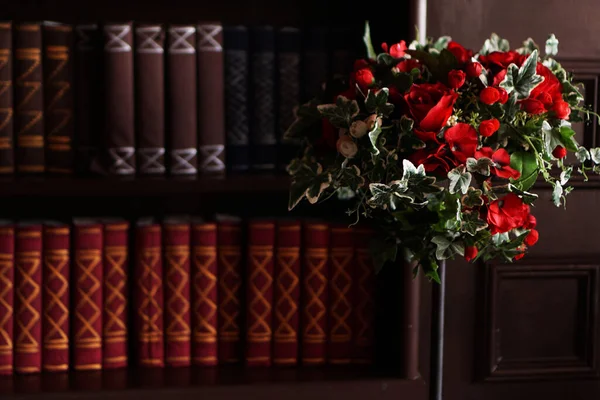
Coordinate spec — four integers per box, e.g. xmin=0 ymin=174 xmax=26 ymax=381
xmin=167 ymin=25 xmax=197 ymax=175
xmin=135 ymin=24 xmax=165 ymax=175
xmin=352 ymin=227 xmax=375 ymax=364
xmin=301 ymin=26 xmax=329 ymax=102
xmin=0 ymin=22 xmax=13 ymax=174
xmin=0 ymin=222 xmax=14 ymax=375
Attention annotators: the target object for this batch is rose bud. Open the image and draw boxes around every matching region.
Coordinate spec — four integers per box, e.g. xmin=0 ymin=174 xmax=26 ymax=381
xmin=365 ymin=114 xmax=381 ymax=131
xmin=336 ymin=135 xmax=358 ymax=158
xmin=526 ymin=214 xmax=537 ymax=229
xmin=479 ymin=118 xmax=500 ymax=137
xmin=389 ymin=41 xmax=408 ymax=58
xmin=480 ymin=87 xmax=500 ymax=105
xmin=520 ymin=98 xmax=546 ymax=115
xmin=349 ymin=120 xmax=368 ymax=138
xmin=466 ymin=62 xmax=483 ymax=78
xmin=355 ymin=68 xmax=375 ymax=90
xmin=465 ymin=246 xmax=478 ymax=262
xmin=552 ymin=145 xmax=567 ymax=159
xmin=447 ymin=69 xmax=466 ymax=89
xmin=525 ymin=229 xmax=539 ymax=246
xmin=552 ymin=100 xmax=571 ymax=120
xmin=497 ymin=87 xmax=509 ymax=104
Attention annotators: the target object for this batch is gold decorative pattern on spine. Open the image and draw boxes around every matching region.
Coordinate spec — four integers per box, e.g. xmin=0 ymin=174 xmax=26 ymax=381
xmin=274 ymin=247 xmax=299 ymax=343
xmin=14 ymin=48 xmax=42 ymax=145
xmin=74 ymin=249 xmax=101 ymax=349
xmin=43 ymin=249 xmax=69 ymax=350
xmin=45 ymin=43 xmax=71 ymax=149
xmin=104 ymin=245 xmax=127 ymax=344
xmin=330 ymin=246 xmax=352 ymax=343
xmin=218 ymin=245 xmax=241 ymax=341
xmin=138 ymin=247 xmax=162 ymax=343
xmin=248 ymin=245 xmax=273 ymax=343
xmin=15 ymin=251 xmax=41 ymax=353
xmin=355 ymin=246 xmax=374 ymax=347
xmin=165 ymin=244 xmax=191 ymax=340
xmin=0 ymin=252 xmax=13 ymax=355
xmin=193 ymin=244 xmax=217 ymax=343
xmin=303 ymin=248 xmax=327 ymax=344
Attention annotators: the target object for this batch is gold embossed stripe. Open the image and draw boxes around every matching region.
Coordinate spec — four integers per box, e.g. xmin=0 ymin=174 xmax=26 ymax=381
xmin=138 ymin=247 xmax=162 ymax=342
xmin=74 ymin=249 xmax=101 ymax=344
xmin=104 ymin=246 xmax=127 ymax=340
xmin=165 ymin=246 xmax=190 ymax=337
xmin=248 ymin=246 xmax=273 ymax=341
xmin=15 ymin=252 xmax=41 ymax=351
xmin=218 ymin=246 xmax=240 ymax=339
xmin=193 ymin=246 xmax=217 ymax=340
xmin=303 ymin=249 xmax=327 ymax=341
xmin=0 ymin=258 xmax=13 ymax=352
xmin=43 ymin=249 xmax=69 ymax=347
xmin=274 ymin=248 xmax=299 ymax=342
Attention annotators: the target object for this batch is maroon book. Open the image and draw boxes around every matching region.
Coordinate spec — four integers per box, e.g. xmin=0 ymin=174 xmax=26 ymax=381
xmin=0 ymin=22 xmax=13 ymax=174
xmin=0 ymin=223 xmax=14 ymax=375
xmin=352 ymin=227 xmax=375 ymax=364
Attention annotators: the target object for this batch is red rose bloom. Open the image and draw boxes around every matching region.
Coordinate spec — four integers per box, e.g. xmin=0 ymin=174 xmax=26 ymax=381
xmin=355 ymin=68 xmax=375 ymax=91
xmin=465 ymin=246 xmax=478 ymax=261
xmin=552 ymin=145 xmax=567 ymax=159
xmin=404 ymin=83 xmax=459 ymax=133
xmin=552 ymin=100 xmax=571 ymax=120
xmin=397 ymin=59 xmax=421 ymax=73
xmin=526 ymin=214 xmax=537 ymax=229
xmin=480 ymin=87 xmax=500 ymax=105
xmin=520 ymin=98 xmax=546 ymax=115
xmin=487 ymin=193 xmax=530 ymax=234
xmin=447 ymin=69 xmax=466 ymax=89
xmin=409 ymin=144 xmax=456 ymax=175
xmin=475 ymin=147 xmax=521 ymax=179
xmin=466 ymin=62 xmax=483 ymax=78
xmin=444 ymin=123 xmax=478 ymax=163
xmin=479 ymin=118 xmax=500 ymax=137
xmin=525 ymin=229 xmax=539 ymax=246
xmin=497 ymin=87 xmax=509 ymax=104
xmin=382 ymin=41 xmax=408 ymax=58
xmin=479 ymin=50 xmax=527 ymax=70
xmin=530 ymin=63 xmax=562 ymax=103
xmin=447 ymin=41 xmax=473 ymax=65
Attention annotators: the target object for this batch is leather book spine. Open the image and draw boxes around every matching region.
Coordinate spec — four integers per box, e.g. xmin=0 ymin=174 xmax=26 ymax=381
xmin=43 ymin=22 xmax=74 ymax=174
xmin=246 ymin=220 xmax=275 ymax=366
xmin=102 ymin=220 xmax=129 ymax=369
xmin=328 ymin=225 xmax=354 ymax=364
xmin=301 ymin=222 xmax=329 ymax=365
xmin=42 ymin=223 xmax=70 ymax=372
xmin=0 ymin=224 xmax=14 ymax=375
xmin=249 ymin=26 xmax=276 ymax=170
xmin=273 ymin=220 xmax=301 ymax=366
xmin=167 ymin=25 xmax=197 ymax=175
xmin=74 ymin=24 xmax=102 ymax=175
xmin=191 ymin=222 xmax=218 ymax=366
xmin=134 ymin=221 xmax=164 ymax=367
xmin=14 ymin=23 xmax=45 ymax=174
xmin=275 ymin=27 xmax=301 ymax=170
xmin=103 ymin=22 xmax=135 ymax=175
xmin=0 ymin=22 xmax=13 ymax=174
xmin=197 ymin=22 xmax=225 ymax=175
xmin=73 ymin=221 xmax=103 ymax=370
xmin=217 ymin=218 xmax=243 ymax=363
xmin=353 ymin=227 xmax=375 ymax=364
xmin=223 ymin=26 xmax=250 ymax=171
xmin=14 ymin=223 xmax=42 ymax=373
xmin=301 ymin=26 xmax=329 ymax=102
xmin=163 ymin=220 xmax=191 ymax=367
xmin=135 ymin=24 xmax=165 ymax=175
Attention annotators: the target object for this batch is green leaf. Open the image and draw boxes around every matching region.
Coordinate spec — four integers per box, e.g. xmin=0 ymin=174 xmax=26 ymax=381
xmin=558 ymin=125 xmax=578 ymax=152
xmin=552 ymin=182 xmax=563 ymax=206
xmin=336 ymin=187 xmax=356 ymax=200
xmin=288 ymin=162 xmax=332 ymax=209
xmin=402 ymin=159 xmax=426 ymax=179
xmin=369 ymin=238 xmax=397 ymax=275
xmin=545 ymin=34 xmax=559 ymax=56
xmin=363 ymin=20 xmax=377 ymax=60
xmin=289 ymin=179 xmax=311 ymax=210
xmin=576 ymin=146 xmax=591 ymax=163
xmin=448 ymin=165 xmax=472 ymax=195
xmin=516 ymin=37 xmax=538 ymax=55
xmin=500 ymin=49 xmax=544 ymax=99
xmin=432 ymin=36 xmax=452 ymax=51
xmin=368 ymin=118 xmax=383 ymax=155
xmin=431 ymin=235 xmax=465 ymax=260
xmin=377 ymin=52 xmax=398 ymax=66
xmin=461 ymin=187 xmax=484 ymax=208
xmin=460 ymin=210 xmax=488 ymax=236
xmin=590 ymin=148 xmax=600 ymax=164
xmin=466 ymin=157 xmax=493 ymax=176
xmin=422 ymin=259 xmax=441 ymax=284
xmin=504 ymin=93 xmax=520 ymax=122
xmin=560 ymin=166 xmax=573 ymax=185
xmin=479 ymin=33 xmax=510 ymax=55
xmin=316 ymin=96 xmax=360 ymax=128
xmin=510 ymin=151 xmax=539 ymax=191
xmin=283 ymin=100 xmax=322 ymax=139
xmin=365 ymin=88 xmax=394 ymax=117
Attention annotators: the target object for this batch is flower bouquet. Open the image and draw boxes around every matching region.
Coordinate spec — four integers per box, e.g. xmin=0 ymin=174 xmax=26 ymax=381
xmin=285 ymin=22 xmax=600 ymax=281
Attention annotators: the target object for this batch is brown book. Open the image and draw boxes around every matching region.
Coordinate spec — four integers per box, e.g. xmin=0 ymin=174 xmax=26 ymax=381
xmin=135 ymin=24 xmax=165 ymax=175
xmin=103 ymin=22 xmax=135 ymax=175
xmin=197 ymin=22 xmax=225 ymax=175
xmin=167 ymin=25 xmax=197 ymax=175
xmin=43 ymin=22 xmax=74 ymax=174
xmin=0 ymin=22 xmax=13 ymax=174
xmin=14 ymin=22 xmax=45 ymax=174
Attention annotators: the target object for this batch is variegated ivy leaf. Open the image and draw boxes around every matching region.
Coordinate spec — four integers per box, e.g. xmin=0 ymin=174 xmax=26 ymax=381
xmin=288 ymin=162 xmax=330 ymax=210
xmin=365 ymin=88 xmax=394 ymax=117
xmin=466 ymin=157 xmax=493 ymax=176
xmin=316 ymin=96 xmax=360 ymax=129
xmin=479 ymin=33 xmax=510 ymax=55
xmin=576 ymin=146 xmax=591 ymax=163
xmin=542 ymin=120 xmax=578 ymax=156
xmin=431 ymin=36 xmax=452 ymax=53
xmin=306 ymin=175 xmax=332 ymax=204
xmin=545 ymin=34 xmax=559 ymax=56
xmin=336 ymin=187 xmax=356 ymax=200
xmin=368 ymin=118 xmax=382 ymax=155
xmin=500 ymin=49 xmax=544 ymax=99
xmin=492 ymin=232 xmax=510 ymax=246
xmin=402 ymin=159 xmax=425 ymax=179
xmin=461 ymin=187 xmax=484 ymax=208
xmin=590 ymin=148 xmax=600 ymax=164
xmin=560 ymin=166 xmax=573 ymax=186
xmin=460 ymin=210 xmax=488 ymax=236
xmin=283 ymin=100 xmax=321 ymax=139
xmin=552 ymin=181 xmax=563 ymax=207
xmin=516 ymin=37 xmax=538 ymax=55
xmin=367 ymin=182 xmax=414 ymax=211
xmin=431 ymin=235 xmax=465 ymax=260
xmin=448 ymin=165 xmax=472 ymax=195
xmin=362 ymin=20 xmax=377 ymax=60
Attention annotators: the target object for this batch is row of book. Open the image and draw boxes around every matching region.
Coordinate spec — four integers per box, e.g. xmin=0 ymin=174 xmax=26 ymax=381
xmin=0 ymin=216 xmax=375 ymax=374
xmin=0 ymin=21 xmax=357 ymax=176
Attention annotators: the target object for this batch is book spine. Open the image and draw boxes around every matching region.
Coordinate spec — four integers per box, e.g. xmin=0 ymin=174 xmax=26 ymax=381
xmin=223 ymin=26 xmax=249 ymax=171
xmin=246 ymin=220 xmax=275 ymax=366
xmin=73 ymin=223 xmax=103 ymax=370
xmin=197 ymin=22 xmax=225 ymax=175
xmin=43 ymin=23 xmax=74 ymax=174
xmin=14 ymin=23 xmax=45 ymax=173
xmin=249 ymin=26 xmax=276 ymax=170
xmin=301 ymin=222 xmax=329 ymax=365
xmin=103 ymin=22 xmax=135 ymax=175
xmin=191 ymin=222 xmax=218 ymax=366
xmin=167 ymin=25 xmax=197 ymax=175
xmin=134 ymin=223 xmax=164 ymax=367
xmin=74 ymin=24 xmax=102 ymax=174
xmin=0 ymin=225 xmax=14 ymax=375
xmin=301 ymin=27 xmax=329 ymax=102
xmin=163 ymin=221 xmax=191 ymax=367
xmin=0 ymin=23 xmax=13 ymax=174
xmin=103 ymin=221 xmax=129 ymax=369
xmin=275 ymin=27 xmax=301 ymax=170
xmin=135 ymin=24 xmax=165 ymax=175
xmin=14 ymin=224 xmax=42 ymax=373
xmin=353 ymin=227 xmax=375 ymax=364
xmin=217 ymin=220 xmax=242 ymax=363
xmin=273 ymin=220 xmax=301 ymax=366
xmin=42 ymin=224 xmax=70 ymax=372
xmin=328 ymin=225 xmax=354 ymax=364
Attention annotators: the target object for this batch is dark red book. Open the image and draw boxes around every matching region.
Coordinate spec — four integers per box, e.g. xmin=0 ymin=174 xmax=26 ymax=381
xmin=352 ymin=227 xmax=375 ymax=364
xmin=245 ymin=220 xmax=275 ymax=366
xmin=163 ymin=218 xmax=191 ymax=367
xmin=134 ymin=219 xmax=164 ymax=367
xmin=14 ymin=223 xmax=43 ymax=373
xmin=273 ymin=220 xmax=301 ymax=366
xmin=0 ymin=22 xmax=13 ymax=174
xmin=42 ymin=223 xmax=70 ymax=372
xmin=328 ymin=225 xmax=354 ymax=364
xmin=73 ymin=219 xmax=103 ymax=371
xmin=301 ymin=222 xmax=329 ymax=366
xmin=0 ymin=223 xmax=14 ymax=375
xmin=191 ymin=221 xmax=218 ymax=366
xmin=217 ymin=216 xmax=243 ymax=364
xmin=103 ymin=220 xmax=129 ymax=369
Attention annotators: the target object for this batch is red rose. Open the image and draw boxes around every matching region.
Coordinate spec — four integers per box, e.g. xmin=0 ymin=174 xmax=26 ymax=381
xmin=552 ymin=100 xmax=571 ymax=120
xmin=397 ymin=59 xmax=421 ymax=73
xmin=404 ymin=83 xmax=459 ymax=132
xmin=355 ymin=68 xmax=375 ymax=91
xmin=390 ymin=41 xmax=407 ymax=58
xmin=480 ymin=87 xmax=500 ymax=105
xmin=479 ymin=118 xmax=500 ymax=137
xmin=447 ymin=69 xmax=466 ymax=89
xmin=552 ymin=145 xmax=567 ymax=159
xmin=465 ymin=246 xmax=478 ymax=261
xmin=475 ymin=147 xmax=521 ymax=179
xmin=525 ymin=229 xmax=539 ymax=246
xmin=447 ymin=41 xmax=473 ymax=65
xmin=487 ymin=193 xmax=530 ymax=234
xmin=497 ymin=87 xmax=508 ymax=104
xmin=530 ymin=63 xmax=562 ymax=103
xmin=315 ymin=118 xmax=338 ymax=153
xmin=388 ymin=86 xmax=404 ymax=104
xmin=526 ymin=214 xmax=537 ymax=229
xmin=444 ymin=123 xmax=478 ymax=163
xmin=479 ymin=50 xmax=527 ymax=69
xmin=466 ymin=62 xmax=483 ymax=78
xmin=353 ymin=59 xmax=370 ymax=71
xmin=520 ymin=98 xmax=546 ymax=114
xmin=409 ymin=144 xmax=456 ymax=175
xmin=514 ymin=246 xmax=527 ymax=260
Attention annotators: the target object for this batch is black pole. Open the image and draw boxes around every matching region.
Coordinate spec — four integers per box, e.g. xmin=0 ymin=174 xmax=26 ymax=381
xmin=429 ymin=259 xmax=446 ymax=400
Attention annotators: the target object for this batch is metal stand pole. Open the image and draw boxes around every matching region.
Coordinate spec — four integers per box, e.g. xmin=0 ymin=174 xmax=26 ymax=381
xmin=429 ymin=259 xmax=446 ymax=400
